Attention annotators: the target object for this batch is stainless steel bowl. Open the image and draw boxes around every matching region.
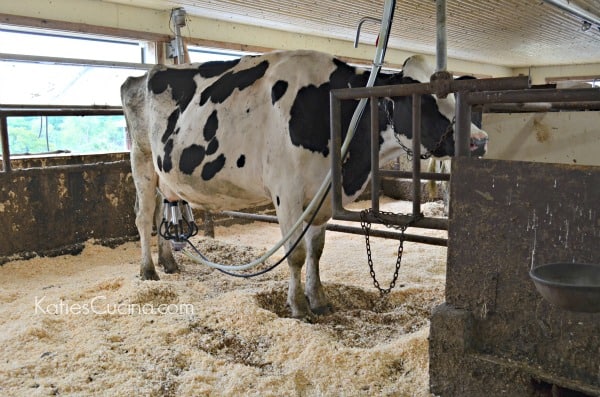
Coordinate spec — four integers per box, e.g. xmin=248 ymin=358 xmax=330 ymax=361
xmin=529 ymin=263 xmax=600 ymax=313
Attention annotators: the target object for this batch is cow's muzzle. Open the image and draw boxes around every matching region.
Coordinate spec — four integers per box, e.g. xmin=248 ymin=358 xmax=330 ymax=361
xmin=470 ymin=137 xmax=488 ymax=157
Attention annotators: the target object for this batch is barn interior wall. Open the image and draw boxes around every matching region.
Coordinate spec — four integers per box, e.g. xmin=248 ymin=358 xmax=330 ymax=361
xmin=0 ymin=153 xmax=137 ymax=264
xmin=483 ymin=111 xmax=600 ymax=166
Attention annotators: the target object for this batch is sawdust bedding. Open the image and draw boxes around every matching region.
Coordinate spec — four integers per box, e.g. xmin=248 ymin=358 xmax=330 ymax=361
xmin=0 ymin=198 xmax=447 ymax=396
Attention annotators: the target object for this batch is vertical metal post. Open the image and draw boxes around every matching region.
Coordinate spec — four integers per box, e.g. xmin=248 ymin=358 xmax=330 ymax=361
xmin=412 ymin=94 xmax=422 ymax=216
xmin=370 ymin=97 xmax=380 ymax=213
xmin=330 ymin=94 xmax=344 ymax=216
xmin=455 ymin=91 xmax=471 ymax=157
xmin=436 ymin=0 xmax=447 ymax=72
xmin=1 ymin=116 xmax=11 ymax=172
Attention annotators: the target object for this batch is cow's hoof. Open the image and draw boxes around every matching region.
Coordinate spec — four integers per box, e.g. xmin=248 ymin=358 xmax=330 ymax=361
xmin=311 ymin=303 xmax=333 ymax=316
xmin=140 ymin=269 xmax=160 ymax=281
xmin=292 ymin=311 xmax=316 ymax=323
xmin=161 ymin=262 xmax=179 ymax=274
xmin=159 ymin=254 xmax=179 ymax=274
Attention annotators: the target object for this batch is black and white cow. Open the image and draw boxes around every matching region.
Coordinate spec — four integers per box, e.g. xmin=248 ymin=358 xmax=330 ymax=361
xmin=121 ymin=50 xmax=487 ymax=320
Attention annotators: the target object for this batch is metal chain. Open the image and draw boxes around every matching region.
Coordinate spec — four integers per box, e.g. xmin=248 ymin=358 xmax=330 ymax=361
xmin=394 ymin=117 xmax=455 ymax=160
xmin=360 ymin=208 xmax=412 ymax=295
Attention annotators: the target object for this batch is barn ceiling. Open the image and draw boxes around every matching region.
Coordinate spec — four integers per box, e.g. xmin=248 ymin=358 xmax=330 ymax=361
xmin=106 ymin=0 xmax=600 ymax=68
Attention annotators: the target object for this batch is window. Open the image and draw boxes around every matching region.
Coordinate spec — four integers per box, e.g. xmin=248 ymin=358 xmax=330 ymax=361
xmin=6 ymin=115 xmax=127 ymax=155
xmin=0 ymin=27 xmax=142 ymax=62
xmin=0 ymin=26 xmax=149 ymax=106
xmin=0 ymin=30 xmax=263 ymax=157
xmin=0 ymin=26 xmax=149 ymax=155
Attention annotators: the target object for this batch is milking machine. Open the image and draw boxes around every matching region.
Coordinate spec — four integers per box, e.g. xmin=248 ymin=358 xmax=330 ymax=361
xmin=158 ymin=200 xmax=198 ymax=250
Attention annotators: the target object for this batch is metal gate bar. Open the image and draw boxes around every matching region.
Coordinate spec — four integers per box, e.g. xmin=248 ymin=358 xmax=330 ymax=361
xmin=330 ymin=75 xmax=530 ymax=231
xmin=221 ymin=210 xmax=447 ymax=246
xmin=466 ymin=88 xmax=600 ymax=105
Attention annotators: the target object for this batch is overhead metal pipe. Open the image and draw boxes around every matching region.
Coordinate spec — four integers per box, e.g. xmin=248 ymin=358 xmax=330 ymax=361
xmin=543 ymin=0 xmax=600 ymax=29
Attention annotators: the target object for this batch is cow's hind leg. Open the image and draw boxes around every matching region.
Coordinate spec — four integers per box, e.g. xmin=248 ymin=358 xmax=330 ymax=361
xmin=153 ymin=194 xmax=178 ymax=273
xmin=131 ymin=149 xmax=160 ymax=280
xmin=304 ymin=224 xmax=331 ymax=315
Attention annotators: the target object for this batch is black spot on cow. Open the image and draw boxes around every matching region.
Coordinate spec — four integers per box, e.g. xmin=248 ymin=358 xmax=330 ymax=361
xmin=200 ymin=60 xmax=269 ymax=106
xmin=386 ymin=75 xmax=454 ymax=157
xmin=198 ymin=59 xmax=241 ymax=78
xmin=236 ymin=155 xmax=246 ymax=168
xmin=179 ymin=144 xmax=206 ymax=175
xmin=201 ymin=154 xmax=226 ymax=181
xmin=148 ymin=68 xmax=199 ymax=112
xmin=289 ymin=56 xmax=399 ymax=197
xmin=288 ymin=58 xmax=361 ymax=158
xmin=203 ymin=110 xmax=219 ymax=141
xmin=162 ymin=108 xmax=181 ymax=143
xmin=246 ymin=108 xmax=250 ymax=113
xmin=156 ymin=155 xmax=163 ymax=172
xmin=288 ymin=84 xmax=330 ymax=157
xmin=276 ymin=196 xmax=280 ymax=206
xmin=271 ymin=80 xmax=288 ymax=104
xmin=206 ymin=138 xmax=219 ymax=155
xmin=162 ymin=139 xmax=174 ymax=173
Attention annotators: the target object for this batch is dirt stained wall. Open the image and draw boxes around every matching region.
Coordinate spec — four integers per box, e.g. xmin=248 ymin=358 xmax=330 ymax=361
xmin=0 ymin=153 xmax=137 ymax=263
xmin=429 ymin=157 xmax=600 ymax=396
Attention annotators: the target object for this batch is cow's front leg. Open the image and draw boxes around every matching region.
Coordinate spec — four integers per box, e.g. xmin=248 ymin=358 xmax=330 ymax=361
xmin=285 ymin=241 xmax=312 ymax=321
xmin=275 ymin=200 xmax=312 ymax=321
xmin=304 ymin=224 xmax=331 ymax=315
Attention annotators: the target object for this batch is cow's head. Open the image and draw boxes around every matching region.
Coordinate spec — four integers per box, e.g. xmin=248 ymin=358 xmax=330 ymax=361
xmin=383 ymin=55 xmax=488 ymax=158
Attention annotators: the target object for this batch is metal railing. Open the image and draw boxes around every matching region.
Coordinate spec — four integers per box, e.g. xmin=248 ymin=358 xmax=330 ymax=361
xmin=329 ymin=78 xmax=600 ymax=246
xmin=329 ymin=75 xmax=531 ymax=233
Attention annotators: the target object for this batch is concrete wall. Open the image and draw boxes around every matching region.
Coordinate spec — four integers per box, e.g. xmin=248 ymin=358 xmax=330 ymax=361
xmin=429 ymin=157 xmax=600 ymax=396
xmin=483 ymin=111 xmax=600 ymax=166
xmin=0 ymin=153 xmax=137 ymax=263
